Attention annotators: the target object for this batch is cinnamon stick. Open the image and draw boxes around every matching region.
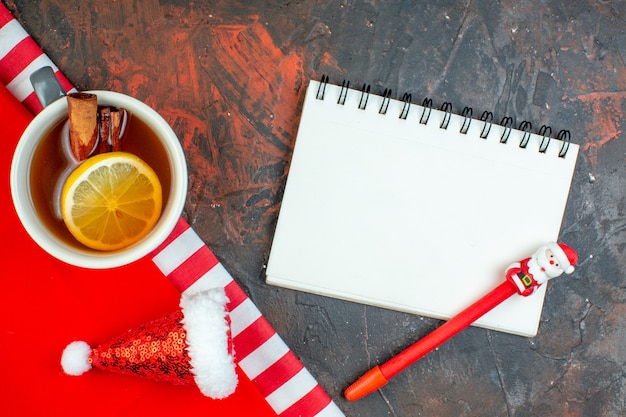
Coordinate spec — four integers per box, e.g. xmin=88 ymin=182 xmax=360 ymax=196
xmin=67 ymin=92 xmax=98 ymax=161
xmin=98 ymin=106 xmax=112 ymax=154
xmin=110 ymin=108 xmax=127 ymax=151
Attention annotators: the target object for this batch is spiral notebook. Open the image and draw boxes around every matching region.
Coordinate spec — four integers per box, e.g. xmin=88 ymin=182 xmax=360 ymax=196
xmin=266 ymin=78 xmax=579 ymax=337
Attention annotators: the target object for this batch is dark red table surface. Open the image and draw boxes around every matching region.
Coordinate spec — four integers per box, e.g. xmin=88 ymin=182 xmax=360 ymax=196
xmin=3 ymin=1 xmax=625 ymax=416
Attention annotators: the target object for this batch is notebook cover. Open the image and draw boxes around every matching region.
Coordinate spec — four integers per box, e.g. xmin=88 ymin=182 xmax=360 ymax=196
xmin=266 ymin=80 xmax=579 ymax=337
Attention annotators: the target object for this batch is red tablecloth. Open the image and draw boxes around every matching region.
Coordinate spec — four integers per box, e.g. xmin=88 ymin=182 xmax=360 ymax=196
xmin=0 ymin=80 xmax=278 ymax=416
xmin=1 ymin=4 xmax=343 ymax=416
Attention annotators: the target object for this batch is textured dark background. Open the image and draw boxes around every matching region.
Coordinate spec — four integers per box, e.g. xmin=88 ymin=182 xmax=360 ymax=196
xmin=5 ymin=0 xmax=624 ymax=415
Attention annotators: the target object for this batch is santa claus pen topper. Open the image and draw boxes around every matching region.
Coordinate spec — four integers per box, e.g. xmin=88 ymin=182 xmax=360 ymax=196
xmin=345 ymin=242 xmax=578 ymax=401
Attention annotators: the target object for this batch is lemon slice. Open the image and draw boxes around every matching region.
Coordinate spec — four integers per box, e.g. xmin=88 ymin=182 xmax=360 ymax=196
xmin=61 ymin=151 xmax=163 ymax=251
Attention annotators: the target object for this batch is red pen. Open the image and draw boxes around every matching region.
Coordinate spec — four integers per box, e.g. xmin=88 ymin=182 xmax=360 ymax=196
xmin=345 ymin=242 xmax=578 ymax=401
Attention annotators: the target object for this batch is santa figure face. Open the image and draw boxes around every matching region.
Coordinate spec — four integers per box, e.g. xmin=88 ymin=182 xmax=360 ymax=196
xmin=534 ymin=247 xmax=565 ymax=281
xmin=545 ymin=248 xmax=563 ymax=274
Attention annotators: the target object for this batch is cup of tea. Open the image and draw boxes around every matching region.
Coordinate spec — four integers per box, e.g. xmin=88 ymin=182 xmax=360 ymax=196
xmin=10 ymin=74 xmax=187 ymax=269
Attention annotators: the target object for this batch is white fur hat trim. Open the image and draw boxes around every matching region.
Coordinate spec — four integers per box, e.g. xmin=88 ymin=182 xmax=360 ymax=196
xmin=180 ymin=288 xmax=238 ymax=399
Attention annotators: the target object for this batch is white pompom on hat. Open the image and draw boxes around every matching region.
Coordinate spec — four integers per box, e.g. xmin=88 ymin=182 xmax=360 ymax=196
xmin=61 ymin=341 xmax=92 ymax=376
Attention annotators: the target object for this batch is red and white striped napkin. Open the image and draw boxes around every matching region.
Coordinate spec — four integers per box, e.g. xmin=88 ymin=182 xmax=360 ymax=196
xmin=0 ymin=8 xmax=74 ymax=112
xmin=1 ymin=5 xmax=343 ymax=417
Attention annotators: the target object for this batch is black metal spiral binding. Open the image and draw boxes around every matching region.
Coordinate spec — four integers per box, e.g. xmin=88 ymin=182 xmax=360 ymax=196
xmin=480 ymin=111 xmax=493 ymax=139
xmin=500 ymin=117 xmax=513 ymax=143
xmin=337 ymin=79 xmax=349 ymax=105
xmin=399 ymin=93 xmax=412 ymax=119
xmin=315 ymin=76 xmax=574 ymax=157
xmin=439 ymin=102 xmax=452 ymax=129
xmin=316 ymin=74 xmax=329 ymax=100
xmin=379 ymin=88 xmax=392 ymax=114
xmin=358 ymin=84 xmax=370 ymax=110
xmin=557 ymin=130 xmax=571 ymax=158
xmin=538 ymin=125 xmax=552 ymax=153
xmin=518 ymin=121 xmax=533 ymax=148
xmin=460 ymin=107 xmax=473 ymax=134
xmin=420 ymin=98 xmax=432 ymax=124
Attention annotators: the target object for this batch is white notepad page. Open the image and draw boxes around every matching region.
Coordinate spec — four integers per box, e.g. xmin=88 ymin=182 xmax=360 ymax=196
xmin=267 ymin=80 xmax=579 ymax=337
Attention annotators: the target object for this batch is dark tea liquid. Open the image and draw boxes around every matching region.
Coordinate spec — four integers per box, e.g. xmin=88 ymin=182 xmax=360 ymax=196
xmin=30 ymin=114 xmax=172 ymax=248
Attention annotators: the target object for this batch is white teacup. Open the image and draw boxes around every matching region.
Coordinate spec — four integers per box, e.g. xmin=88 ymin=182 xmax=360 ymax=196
xmin=10 ymin=90 xmax=188 ymax=269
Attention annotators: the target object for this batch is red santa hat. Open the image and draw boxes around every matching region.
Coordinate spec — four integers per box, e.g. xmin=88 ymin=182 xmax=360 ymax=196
xmin=546 ymin=242 xmax=578 ymax=274
xmin=60 ymin=288 xmax=237 ymax=399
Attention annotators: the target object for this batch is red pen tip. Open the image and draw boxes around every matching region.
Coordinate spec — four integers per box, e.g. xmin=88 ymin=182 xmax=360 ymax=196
xmin=344 ymin=366 xmax=389 ymax=401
